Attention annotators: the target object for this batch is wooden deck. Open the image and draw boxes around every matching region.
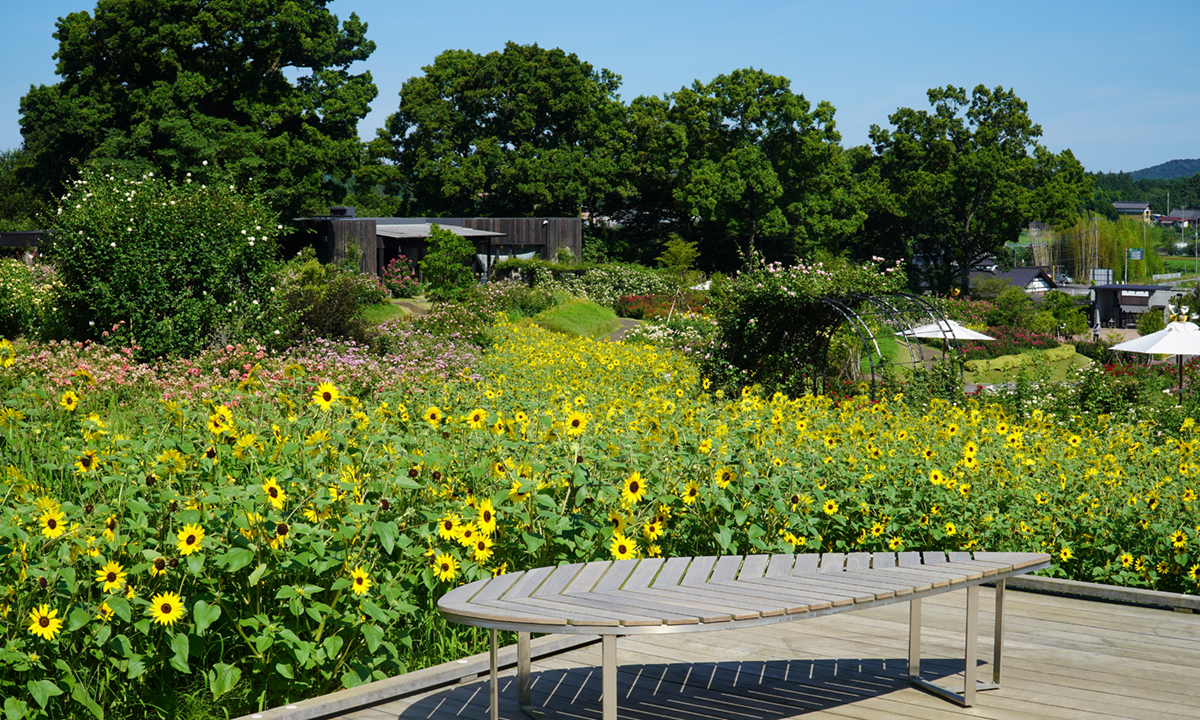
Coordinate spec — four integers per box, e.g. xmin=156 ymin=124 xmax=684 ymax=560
xmin=329 ymin=586 xmax=1200 ymax=720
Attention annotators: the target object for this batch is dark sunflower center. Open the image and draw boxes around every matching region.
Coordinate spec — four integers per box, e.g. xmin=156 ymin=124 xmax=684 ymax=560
xmin=47 ymin=519 xmax=57 ymax=529
xmin=277 ymin=523 xmax=288 ymax=536
xmin=82 ymin=457 xmax=92 ymax=468
xmin=482 ymin=511 xmax=491 ymax=522
xmin=618 ymin=543 xmax=628 ymax=554
xmin=572 ymin=419 xmax=581 ymax=427
xmin=322 ymin=392 xmax=332 ymax=402
xmin=355 ymin=577 xmax=363 ymax=585
xmin=39 ymin=616 xmax=49 ymax=627
xmin=106 ymin=572 xmax=117 ymax=582
xmin=186 ymin=534 xmax=196 ymax=544
xmin=630 ymin=481 xmax=639 ymax=493
xmin=269 ymin=488 xmax=278 ymax=498
xmin=161 ymin=603 xmax=172 ymax=614
xmin=155 ymin=559 xmax=165 ymax=570
xmin=440 ymin=562 xmax=450 ymax=572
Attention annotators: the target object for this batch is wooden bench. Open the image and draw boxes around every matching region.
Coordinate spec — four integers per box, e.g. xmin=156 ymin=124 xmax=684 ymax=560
xmin=439 ymin=550 xmax=1051 ymax=719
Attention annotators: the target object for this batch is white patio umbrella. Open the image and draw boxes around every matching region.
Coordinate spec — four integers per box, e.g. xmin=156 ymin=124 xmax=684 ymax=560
xmin=896 ymin=319 xmax=995 ymax=341
xmin=1111 ymin=320 xmax=1200 ymax=404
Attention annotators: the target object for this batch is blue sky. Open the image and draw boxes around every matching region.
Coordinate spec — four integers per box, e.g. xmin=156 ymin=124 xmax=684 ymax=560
xmin=3 ymin=0 xmax=1199 ymax=174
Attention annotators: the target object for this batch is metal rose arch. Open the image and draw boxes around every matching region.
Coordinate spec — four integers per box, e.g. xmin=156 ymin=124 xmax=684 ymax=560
xmin=809 ymin=293 xmax=962 ymax=400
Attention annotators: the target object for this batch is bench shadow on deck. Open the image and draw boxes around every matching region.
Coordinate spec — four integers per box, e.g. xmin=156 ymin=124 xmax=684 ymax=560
xmin=398 ymin=657 xmax=965 ymax=720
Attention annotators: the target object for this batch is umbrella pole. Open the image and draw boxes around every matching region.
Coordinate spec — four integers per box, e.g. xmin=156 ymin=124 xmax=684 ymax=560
xmin=1180 ymin=354 xmax=1184 ymax=406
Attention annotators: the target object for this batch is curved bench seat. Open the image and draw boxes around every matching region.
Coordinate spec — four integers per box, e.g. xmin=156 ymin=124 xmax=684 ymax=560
xmin=439 ymin=550 xmax=1051 ymax=719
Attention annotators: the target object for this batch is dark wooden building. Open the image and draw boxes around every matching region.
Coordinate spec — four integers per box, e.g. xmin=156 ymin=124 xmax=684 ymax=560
xmin=288 ymin=210 xmax=583 ymax=277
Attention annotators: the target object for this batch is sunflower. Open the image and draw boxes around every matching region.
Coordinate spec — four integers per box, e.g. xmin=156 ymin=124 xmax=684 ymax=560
xmin=149 ymin=591 xmax=185 ymax=626
xmin=1171 ymin=530 xmax=1188 ymax=549
xmin=963 ymin=441 xmax=978 ymax=457
xmin=150 ymin=557 xmax=168 ymax=577
xmin=472 ymin=536 xmax=494 ymax=563
xmin=944 ymin=522 xmax=956 ymax=536
xmin=888 ymin=536 xmax=903 ymax=551
xmin=457 ymin=522 xmax=478 ymax=547
xmin=424 ymin=406 xmax=443 ymax=428
xmin=643 ymin=520 xmax=663 ymax=541
xmin=27 ymin=605 xmax=63 ymax=640
xmin=269 ymin=523 xmax=289 ymax=550
xmin=96 ymin=602 xmax=114 ymax=622
xmin=103 ymin=515 xmax=117 ymax=542
xmin=477 ymin=499 xmax=497 ymax=536
xmin=622 ymin=471 xmax=647 ymax=505
xmin=607 ymin=511 xmax=626 ymax=534
xmin=312 ymin=382 xmax=339 ymax=411
xmin=95 ymin=560 xmax=126 ymax=593
xmin=434 ymin=553 xmax=459 ymax=582
xmin=39 ymin=508 xmax=66 ymax=539
xmin=437 ymin=514 xmax=462 ymax=541
xmin=349 ymin=566 xmax=372 ymax=596
xmin=822 ymin=499 xmax=839 ymax=515
xmin=152 ymin=448 xmax=185 ymax=475
xmin=610 ymin=532 xmax=638 ymax=560
xmin=714 ymin=467 xmax=733 ymax=489
xmin=75 ymin=449 xmax=99 ymax=474
xmin=262 ymin=478 xmax=287 ymax=510
xmin=1119 ymin=552 xmax=1134 ymax=568
xmin=176 ymin=523 xmax=205 ymax=556
xmin=60 ymin=391 xmax=79 ymax=412
xmin=681 ymin=480 xmax=700 ymax=505
xmin=565 ymin=411 xmax=587 ymax=436
xmin=467 ymin=408 xmax=488 ymax=430
xmin=929 ymin=469 xmax=946 ymax=485
xmin=1059 ymin=547 xmax=1073 ymax=562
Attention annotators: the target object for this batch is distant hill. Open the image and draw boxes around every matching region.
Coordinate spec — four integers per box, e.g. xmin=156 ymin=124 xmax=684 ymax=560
xmin=1129 ymin=158 xmax=1200 ymax=180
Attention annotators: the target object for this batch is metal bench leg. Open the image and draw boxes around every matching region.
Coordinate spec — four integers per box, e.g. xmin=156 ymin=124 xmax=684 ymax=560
xmin=490 ymin=629 xmax=499 ymax=720
xmin=908 ymin=585 xmax=999 ymax=707
xmin=993 ymin=579 xmax=1005 ymax=685
xmin=602 ymin=635 xmax=617 ymax=720
xmin=517 ymin=631 xmax=548 ymax=719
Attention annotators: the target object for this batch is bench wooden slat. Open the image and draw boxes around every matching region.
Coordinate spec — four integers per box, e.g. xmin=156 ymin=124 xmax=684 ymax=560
xmin=437 ymin=579 xmax=485 ymax=607
xmin=845 ymin=552 xmax=871 ymax=571
xmin=651 ymin=557 xmax=692 ymax=589
xmin=818 ymin=553 xmax=846 ymax=573
xmin=790 ymin=553 xmax=820 ymax=575
xmin=562 ymin=561 xmax=612 ymax=595
xmin=948 ymin=551 xmax=973 ymax=563
xmin=533 ymin=563 xmax=585 ymax=597
xmin=470 ymin=571 xmax=524 ymax=602
xmin=897 ymin=551 xmax=923 ymax=567
xmin=500 ymin=566 xmax=556 ymax=600
xmin=725 ymin=577 xmax=857 ymax=607
xmin=740 ymin=576 xmax=878 ymax=604
xmin=871 ymin=552 xmax=896 ymax=568
xmin=874 ymin=566 xmax=956 ymax=588
xmin=839 ymin=570 xmax=929 ymax=594
xmin=592 ymin=559 xmax=640 ymax=592
xmin=465 ymin=599 xmax=572 ymax=625
xmin=765 ymin=554 xmax=795 ymax=578
xmin=679 ymin=556 xmax=718 ymax=586
xmin=639 ymin=582 xmax=821 ymax=615
xmin=622 ymin=558 xmax=665 ymax=590
xmin=923 ymin=550 xmax=948 ymax=564
xmin=709 ymin=555 xmax=743 ymax=583
xmin=502 ymin=593 xmax=679 ymax=626
xmin=598 ymin=589 xmax=747 ymax=623
xmin=738 ymin=554 xmax=771 ymax=580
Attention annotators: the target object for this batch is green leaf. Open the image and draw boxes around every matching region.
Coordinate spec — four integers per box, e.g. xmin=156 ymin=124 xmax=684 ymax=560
xmin=322 ymin=635 xmax=344 ymax=660
xmin=373 ymin=521 xmax=397 ymax=554
xmin=70 ymin=682 xmax=104 ymax=720
xmin=715 ymin=525 xmax=733 ymax=552
xmin=360 ymin=623 xmax=384 ymax=652
xmin=125 ymin=499 xmax=152 ymax=515
xmin=27 ymin=680 xmax=63 ymax=709
xmin=68 ymin=606 xmax=91 ymax=632
xmin=126 ymin=659 xmax=147 ymax=679
xmin=208 ymin=663 xmax=241 ymax=700
xmin=220 ymin=547 xmax=255 ymax=573
xmin=275 ymin=662 xmax=294 ymax=679
xmin=522 ymin=531 xmax=545 ymax=553
xmin=59 ymin=567 xmax=76 ymax=593
xmin=4 ymin=697 xmax=29 ymax=720
xmin=360 ymin=600 xmax=390 ymax=624
xmin=341 ymin=667 xmax=369 ymax=689
xmin=186 ymin=553 xmax=204 ymax=576
xmin=170 ymin=653 xmax=191 ymax=673
xmin=248 ymin=563 xmax=268 ymax=586
xmin=193 ymin=601 xmax=221 ymax=635
xmin=393 ymin=475 xmax=422 ymax=489
xmin=170 ymin=631 xmax=189 ymax=659
xmin=106 ymin=596 xmax=131 ymax=623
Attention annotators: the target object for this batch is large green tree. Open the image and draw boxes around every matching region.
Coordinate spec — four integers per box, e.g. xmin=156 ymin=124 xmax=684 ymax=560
xmin=864 ymin=85 xmax=1091 ymax=294
xmin=19 ymin=0 xmax=376 ymax=217
xmin=0 ymin=148 xmax=44 ymax=231
xmin=373 ymin=42 xmax=631 ymax=220
xmin=618 ymin=69 xmax=869 ymax=270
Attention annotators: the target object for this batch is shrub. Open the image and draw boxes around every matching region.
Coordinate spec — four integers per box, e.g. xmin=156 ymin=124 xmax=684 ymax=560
xmin=271 ymin=248 xmax=383 ymax=347
xmin=1137 ymin=309 xmax=1166 ymax=336
xmin=46 ymin=168 xmax=281 ymax=359
xmin=419 ymin=225 xmax=476 ymax=302
xmin=0 ymin=258 xmax=66 ymax=340
xmin=958 ymin=326 xmax=1060 ymax=360
xmin=986 ymin=287 xmax=1036 ymax=328
xmin=381 ymin=255 xmax=420 ymax=298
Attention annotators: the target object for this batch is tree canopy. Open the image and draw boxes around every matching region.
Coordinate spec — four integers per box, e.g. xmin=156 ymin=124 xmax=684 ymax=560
xmin=863 ymin=85 xmax=1091 ymax=294
xmin=19 ymin=0 xmax=377 ymax=217
xmin=373 ymin=42 xmax=631 ymax=219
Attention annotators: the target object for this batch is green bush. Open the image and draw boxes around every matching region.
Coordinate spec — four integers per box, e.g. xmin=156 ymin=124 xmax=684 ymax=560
xmin=271 ymin=248 xmax=384 ymax=346
xmin=986 ymin=287 xmax=1035 ymax=328
xmin=419 ymin=225 xmax=476 ymax=302
xmin=0 ymin=259 xmax=66 ymax=340
xmin=1137 ymin=309 xmax=1165 ymax=336
xmin=47 ymin=168 xmax=281 ymax=359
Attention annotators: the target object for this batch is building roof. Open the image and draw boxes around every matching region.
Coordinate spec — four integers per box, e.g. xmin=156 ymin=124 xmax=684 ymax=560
xmin=1093 ymin=284 xmax=1170 ymax=291
xmin=374 ymin=223 xmax=505 ymax=240
xmin=1171 ymin=208 xmax=1200 ymax=220
xmin=999 ymin=267 xmax=1057 ymax=288
xmin=1113 ymin=201 xmax=1151 ymax=211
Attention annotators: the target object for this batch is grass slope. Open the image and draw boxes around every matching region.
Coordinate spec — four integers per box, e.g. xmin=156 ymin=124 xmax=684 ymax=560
xmin=531 ymin=298 xmax=618 ymax=338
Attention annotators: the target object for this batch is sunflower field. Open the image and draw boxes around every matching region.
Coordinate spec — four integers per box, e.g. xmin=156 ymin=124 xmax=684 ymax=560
xmin=1 ymin=310 xmax=1199 ymax=718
